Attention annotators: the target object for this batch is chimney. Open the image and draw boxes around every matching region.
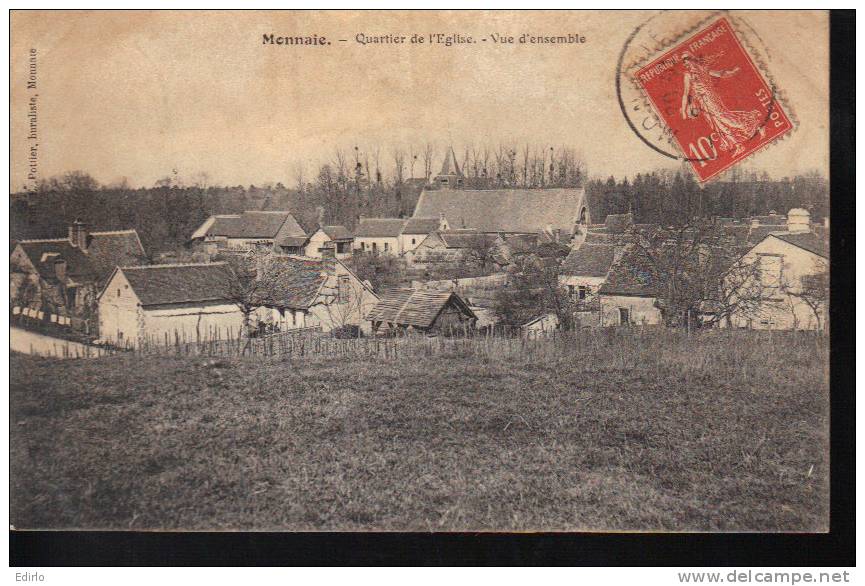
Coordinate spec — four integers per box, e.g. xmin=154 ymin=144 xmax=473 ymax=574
xmin=824 ymin=217 xmax=830 ymax=230
xmin=69 ymin=218 xmax=89 ymax=251
xmin=750 ymin=217 xmax=760 ymax=229
xmin=54 ymin=258 xmax=67 ymax=283
xmin=553 ymin=228 xmax=562 ymax=243
xmin=787 ymin=208 xmax=810 ymax=233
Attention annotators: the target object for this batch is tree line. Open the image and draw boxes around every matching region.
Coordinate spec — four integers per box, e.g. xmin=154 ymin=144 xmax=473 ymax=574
xmin=586 ymin=168 xmax=828 ymax=226
xmin=11 ymin=158 xmax=827 ymax=259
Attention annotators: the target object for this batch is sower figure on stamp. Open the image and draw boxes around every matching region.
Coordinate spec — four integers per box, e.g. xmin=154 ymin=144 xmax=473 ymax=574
xmin=680 ymin=51 xmax=766 ymax=158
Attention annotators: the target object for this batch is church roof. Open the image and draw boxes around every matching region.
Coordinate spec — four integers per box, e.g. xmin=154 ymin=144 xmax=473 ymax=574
xmin=413 ymin=188 xmax=588 ymax=234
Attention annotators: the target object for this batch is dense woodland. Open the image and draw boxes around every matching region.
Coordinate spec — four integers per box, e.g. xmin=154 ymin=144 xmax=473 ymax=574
xmin=10 ymin=145 xmax=828 ymax=257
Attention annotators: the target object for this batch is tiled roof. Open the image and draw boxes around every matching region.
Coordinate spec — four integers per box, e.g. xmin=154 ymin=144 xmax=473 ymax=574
xmin=582 ymin=230 xmax=631 ymax=246
xmin=355 ymin=218 xmax=406 ymax=238
xmin=561 ymin=244 xmax=618 ymax=278
xmin=17 ymin=230 xmax=147 ymax=286
xmin=439 ymin=231 xmax=496 ymax=249
xmin=321 ymin=225 xmax=353 ymax=241
xmin=747 ymin=225 xmax=788 ymax=244
xmin=254 ymin=256 xmax=330 ymax=310
xmin=367 ymin=288 xmax=475 ymax=328
xmin=119 ymin=263 xmax=234 ymax=306
xmin=203 ymin=211 xmax=305 ymax=240
xmin=413 ymin=188 xmax=587 ymax=234
xmin=277 ymin=236 xmax=309 ymax=248
xmin=599 ymin=246 xmax=663 ymax=297
xmin=770 ymin=232 xmax=829 ymax=258
xmin=402 ymin=217 xmax=441 ymax=235
xmin=604 ymin=212 xmax=634 ymax=233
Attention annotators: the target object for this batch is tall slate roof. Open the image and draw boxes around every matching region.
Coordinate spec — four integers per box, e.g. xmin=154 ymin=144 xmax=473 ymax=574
xmin=561 ymin=244 xmax=618 ymax=278
xmin=367 ymin=288 xmax=476 ymax=329
xmin=118 ymin=263 xmax=234 ymax=306
xmin=354 ymin=218 xmax=406 ymax=238
xmin=254 ymin=256 xmax=330 ymax=310
xmin=769 ymin=232 xmax=829 ymax=258
xmin=599 ymin=246 xmax=663 ymax=297
xmin=412 ymin=188 xmax=588 ymax=234
xmin=17 ymin=230 xmax=147 ymax=286
xmin=402 ymin=217 xmax=441 ymax=235
xmin=194 ymin=211 xmax=306 ymax=241
xmin=320 ymin=225 xmax=353 ymax=241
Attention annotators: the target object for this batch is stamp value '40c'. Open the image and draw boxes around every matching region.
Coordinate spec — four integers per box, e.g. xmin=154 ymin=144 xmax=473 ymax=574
xmin=634 ymin=17 xmax=793 ymax=182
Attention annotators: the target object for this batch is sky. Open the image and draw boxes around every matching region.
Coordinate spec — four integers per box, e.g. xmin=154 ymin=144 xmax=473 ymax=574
xmin=11 ymin=10 xmax=828 ymax=191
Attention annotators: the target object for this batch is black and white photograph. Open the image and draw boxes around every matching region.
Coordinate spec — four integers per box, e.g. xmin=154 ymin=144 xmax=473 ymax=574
xmin=7 ymin=9 xmax=850 ymax=561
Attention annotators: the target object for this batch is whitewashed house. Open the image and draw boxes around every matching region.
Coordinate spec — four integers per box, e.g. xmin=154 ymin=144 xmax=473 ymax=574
xmin=304 ymin=225 xmax=354 ymax=259
xmin=190 ymin=210 xmax=308 ymax=255
xmin=399 ymin=217 xmax=446 ymax=254
xmin=726 ymin=209 xmax=828 ymax=330
xmin=598 ymin=246 xmax=664 ymax=326
xmin=251 ymin=256 xmax=379 ymax=334
xmin=352 ymin=217 xmax=407 ymax=255
xmin=559 ymin=243 xmax=620 ymax=327
xmin=11 ymin=219 xmax=147 ymax=328
xmin=97 ymin=263 xmax=243 ymax=347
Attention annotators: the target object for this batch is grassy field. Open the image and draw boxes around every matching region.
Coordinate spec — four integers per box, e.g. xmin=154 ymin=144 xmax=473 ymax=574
xmin=10 ymin=329 xmax=829 ymax=531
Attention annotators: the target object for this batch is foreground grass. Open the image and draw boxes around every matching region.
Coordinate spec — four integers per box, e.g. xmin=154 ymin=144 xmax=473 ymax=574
xmin=10 ymin=330 xmax=829 ymax=531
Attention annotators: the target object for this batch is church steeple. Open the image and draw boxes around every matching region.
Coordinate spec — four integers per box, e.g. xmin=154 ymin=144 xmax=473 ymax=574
xmin=433 ymin=147 xmax=464 ymax=188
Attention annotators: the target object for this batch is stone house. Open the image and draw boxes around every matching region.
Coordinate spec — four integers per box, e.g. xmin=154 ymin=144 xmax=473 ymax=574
xmin=559 ymin=243 xmax=621 ymax=327
xmin=97 ymin=262 xmax=243 ymax=347
xmin=598 ymin=246 xmax=664 ymax=326
xmin=304 ymin=225 xmax=354 ymax=259
xmin=10 ymin=219 xmax=147 ymax=329
xmin=352 ymin=217 xmax=407 ymax=255
xmin=725 ymin=209 xmax=828 ymax=330
xmin=251 ymin=255 xmax=379 ymax=334
xmin=190 ymin=210 xmax=308 ymax=255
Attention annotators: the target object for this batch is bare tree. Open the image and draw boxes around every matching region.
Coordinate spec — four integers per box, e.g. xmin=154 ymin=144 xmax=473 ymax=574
xmin=422 ymin=142 xmax=435 ymax=183
xmin=783 ymin=259 xmax=829 ymax=331
xmin=629 ymin=221 xmax=767 ymax=329
xmin=392 ymin=148 xmax=406 ymax=186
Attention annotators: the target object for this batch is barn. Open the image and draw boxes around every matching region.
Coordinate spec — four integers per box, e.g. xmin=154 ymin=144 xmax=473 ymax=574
xmin=97 ymin=263 xmax=243 ymax=347
xmin=367 ymin=289 xmax=477 ymax=335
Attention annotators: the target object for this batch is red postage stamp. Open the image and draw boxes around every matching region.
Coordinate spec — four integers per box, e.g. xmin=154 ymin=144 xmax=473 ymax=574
xmin=634 ymin=17 xmax=793 ymax=182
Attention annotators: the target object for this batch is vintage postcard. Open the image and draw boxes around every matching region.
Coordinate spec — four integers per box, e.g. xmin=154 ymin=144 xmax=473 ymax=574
xmin=10 ymin=10 xmax=830 ymax=533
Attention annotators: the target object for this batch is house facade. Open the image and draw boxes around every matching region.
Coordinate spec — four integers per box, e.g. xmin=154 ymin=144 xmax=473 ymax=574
xmin=251 ymin=255 xmax=379 ymax=334
xmin=352 ymin=217 xmax=406 ymax=254
xmin=190 ymin=210 xmax=308 ymax=255
xmin=97 ymin=263 xmax=243 ymax=347
xmin=559 ymin=243 xmax=620 ymax=327
xmin=726 ymin=223 xmax=828 ymax=330
xmin=399 ymin=217 xmax=446 ymax=254
xmin=10 ymin=220 xmax=148 ymax=330
xmin=598 ymin=246 xmax=663 ymax=326
xmin=304 ymin=225 xmax=354 ymax=259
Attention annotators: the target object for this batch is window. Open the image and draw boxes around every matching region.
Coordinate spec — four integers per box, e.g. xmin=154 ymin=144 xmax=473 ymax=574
xmin=117 ymin=288 xmax=121 ymax=297
xmin=372 ymin=242 xmax=377 ymax=252
xmin=412 ymin=238 xmax=416 ymax=245
xmin=292 ymin=310 xmax=297 ymax=327
xmin=618 ymin=307 xmax=630 ymax=325
xmin=578 ymin=286 xmax=587 ymax=300
xmin=337 ymin=276 xmax=351 ymax=303
xmin=568 ymin=285 xmax=576 ymax=299
xmin=384 ymin=242 xmax=390 ymax=252
xmin=361 ymin=242 xmax=366 ymax=251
